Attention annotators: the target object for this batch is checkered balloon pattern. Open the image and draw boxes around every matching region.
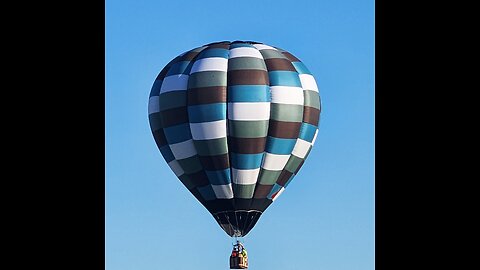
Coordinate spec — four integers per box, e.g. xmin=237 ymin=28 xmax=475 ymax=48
xmin=148 ymin=41 xmax=321 ymax=237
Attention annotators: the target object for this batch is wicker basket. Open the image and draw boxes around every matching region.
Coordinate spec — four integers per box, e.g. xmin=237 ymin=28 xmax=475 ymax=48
xmin=230 ymin=255 xmax=248 ymax=269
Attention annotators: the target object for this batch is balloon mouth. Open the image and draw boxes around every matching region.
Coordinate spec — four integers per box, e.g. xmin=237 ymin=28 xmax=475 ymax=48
xmin=213 ymin=210 xmax=263 ymax=237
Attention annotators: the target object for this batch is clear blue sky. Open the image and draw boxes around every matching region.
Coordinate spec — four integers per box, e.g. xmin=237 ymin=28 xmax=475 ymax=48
xmin=106 ymin=0 xmax=374 ymax=269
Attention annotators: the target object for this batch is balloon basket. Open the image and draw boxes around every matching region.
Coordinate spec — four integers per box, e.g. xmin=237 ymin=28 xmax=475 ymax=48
xmin=230 ymin=255 xmax=248 ymax=269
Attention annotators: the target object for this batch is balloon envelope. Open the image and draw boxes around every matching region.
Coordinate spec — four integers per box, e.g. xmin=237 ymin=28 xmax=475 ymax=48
xmin=148 ymin=41 xmax=321 ymax=237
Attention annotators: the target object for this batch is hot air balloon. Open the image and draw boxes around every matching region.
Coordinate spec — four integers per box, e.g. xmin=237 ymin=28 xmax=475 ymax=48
xmin=148 ymin=41 xmax=320 ymax=269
